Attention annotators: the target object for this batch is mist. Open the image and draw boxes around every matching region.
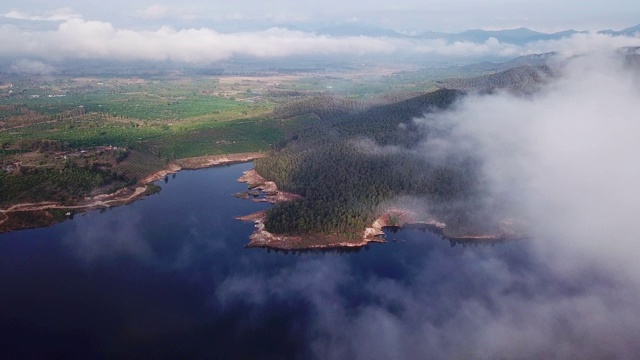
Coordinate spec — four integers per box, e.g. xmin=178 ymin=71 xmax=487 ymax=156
xmin=411 ymin=47 xmax=640 ymax=356
xmin=400 ymin=46 xmax=640 ymax=357
xmin=214 ymin=45 xmax=640 ymax=359
xmin=9 ymin=59 xmax=56 ymax=75
xmin=417 ymin=48 xmax=640 ymax=277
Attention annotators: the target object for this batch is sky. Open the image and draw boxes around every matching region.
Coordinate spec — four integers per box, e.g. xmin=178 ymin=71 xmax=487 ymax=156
xmin=2 ymin=1 xmax=639 ymax=33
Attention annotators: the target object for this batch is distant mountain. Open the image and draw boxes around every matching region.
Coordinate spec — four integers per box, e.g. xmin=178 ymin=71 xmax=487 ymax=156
xmin=419 ymin=27 xmax=584 ymax=45
xmin=461 ymin=52 xmax=559 ymax=72
xmin=599 ymin=24 xmax=640 ymax=36
xmin=413 ymin=30 xmax=450 ymax=40
xmin=453 ymin=28 xmax=548 ymax=42
xmin=437 ymin=43 xmax=640 ymax=94
xmin=500 ymin=52 xmax=558 ymax=68
xmin=302 ymin=23 xmax=639 ymax=45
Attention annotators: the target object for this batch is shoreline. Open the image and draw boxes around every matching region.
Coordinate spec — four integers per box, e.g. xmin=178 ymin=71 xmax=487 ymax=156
xmin=235 ymin=169 xmax=302 ymax=204
xmin=235 ymin=189 xmax=524 ymax=250
xmin=236 ymin=210 xmax=385 ymax=250
xmin=0 ymin=186 xmax=149 ymax=232
xmin=0 ymin=152 xmax=266 ymax=233
xmin=235 ymin=168 xmax=386 ymax=250
xmin=142 ymin=152 xmax=267 ymax=184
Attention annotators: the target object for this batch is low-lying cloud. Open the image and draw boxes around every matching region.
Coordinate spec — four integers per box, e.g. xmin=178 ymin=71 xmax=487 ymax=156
xmin=404 ymin=47 xmax=640 ymax=357
xmin=4 ymin=7 xmax=81 ymax=22
xmin=1 ymin=12 xmax=639 ymax=64
xmin=0 ymin=18 xmax=396 ymax=63
xmin=216 ymin=45 xmax=640 ymax=358
xmin=9 ymin=59 xmax=56 ymax=75
xmin=417 ymin=48 xmax=640 ymax=278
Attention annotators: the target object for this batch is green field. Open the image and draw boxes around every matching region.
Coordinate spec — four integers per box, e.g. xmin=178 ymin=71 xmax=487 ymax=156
xmin=0 ymin=77 xmax=288 ymax=157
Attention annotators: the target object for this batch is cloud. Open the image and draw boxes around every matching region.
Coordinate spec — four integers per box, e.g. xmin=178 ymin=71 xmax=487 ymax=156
xmin=526 ymin=31 xmax=640 ymax=57
xmin=3 ymin=7 xmax=81 ymax=21
xmin=417 ymin=48 xmax=640 ymax=277
xmin=65 ymin=210 xmax=153 ymax=262
xmin=134 ymin=4 xmax=200 ymax=21
xmin=9 ymin=59 xmax=56 ymax=74
xmin=352 ymin=137 xmax=407 ymax=156
xmin=1 ymin=14 xmax=638 ymax=64
xmin=211 ymin=42 xmax=640 ymax=358
xmin=407 ymin=46 xmax=640 ymax=356
xmin=136 ymin=5 xmax=171 ymax=20
xmin=0 ymin=19 xmax=397 ymax=63
xmin=413 ymin=37 xmax=523 ymax=58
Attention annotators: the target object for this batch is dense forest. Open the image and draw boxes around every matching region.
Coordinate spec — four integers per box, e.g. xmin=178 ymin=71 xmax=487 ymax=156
xmin=256 ymin=88 xmax=505 ymax=238
xmin=437 ymin=65 xmax=553 ymax=94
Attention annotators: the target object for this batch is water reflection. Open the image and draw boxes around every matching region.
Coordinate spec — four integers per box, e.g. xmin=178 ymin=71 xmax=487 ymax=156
xmin=4 ymin=162 xmax=605 ymax=359
xmin=64 ymin=209 xmax=150 ymax=262
xmin=262 ymin=245 xmax=369 ymax=255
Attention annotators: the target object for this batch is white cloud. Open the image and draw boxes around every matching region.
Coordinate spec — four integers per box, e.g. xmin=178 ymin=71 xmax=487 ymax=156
xmin=525 ymin=32 xmax=640 ymax=57
xmin=0 ymin=19 xmax=397 ymax=63
xmin=136 ymin=4 xmax=170 ymax=20
xmin=9 ymin=59 xmax=56 ymax=74
xmin=212 ymin=41 xmax=640 ymax=358
xmin=1 ymin=15 xmax=639 ymax=63
xmin=412 ymin=37 xmax=523 ymax=57
xmin=3 ymin=7 xmax=81 ymax=21
xmin=419 ymin=48 xmax=640 ymax=279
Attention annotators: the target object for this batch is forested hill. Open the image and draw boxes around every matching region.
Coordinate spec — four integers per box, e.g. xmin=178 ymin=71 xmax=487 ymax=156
xmin=437 ymin=65 xmax=553 ymax=94
xmin=255 ymin=88 xmax=503 ymax=239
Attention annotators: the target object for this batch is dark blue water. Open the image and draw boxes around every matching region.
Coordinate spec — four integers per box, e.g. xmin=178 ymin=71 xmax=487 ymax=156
xmin=0 ymin=162 xmax=530 ymax=359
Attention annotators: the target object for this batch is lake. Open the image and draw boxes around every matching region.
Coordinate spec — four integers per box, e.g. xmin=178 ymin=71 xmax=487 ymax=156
xmin=0 ymin=162 xmax=529 ymax=359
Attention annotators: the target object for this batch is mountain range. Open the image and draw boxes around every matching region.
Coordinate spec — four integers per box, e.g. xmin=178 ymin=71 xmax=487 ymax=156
xmin=306 ymin=23 xmax=640 ymax=45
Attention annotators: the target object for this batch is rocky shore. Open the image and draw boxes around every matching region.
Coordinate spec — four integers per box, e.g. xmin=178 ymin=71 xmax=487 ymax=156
xmin=235 ymin=185 xmax=525 ymax=250
xmin=235 ymin=168 xmax=387 ymax=250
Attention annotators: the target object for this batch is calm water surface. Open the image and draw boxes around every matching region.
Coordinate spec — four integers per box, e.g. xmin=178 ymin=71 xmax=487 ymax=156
xmin=0 ymin=162 xmax=528 ymax=359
